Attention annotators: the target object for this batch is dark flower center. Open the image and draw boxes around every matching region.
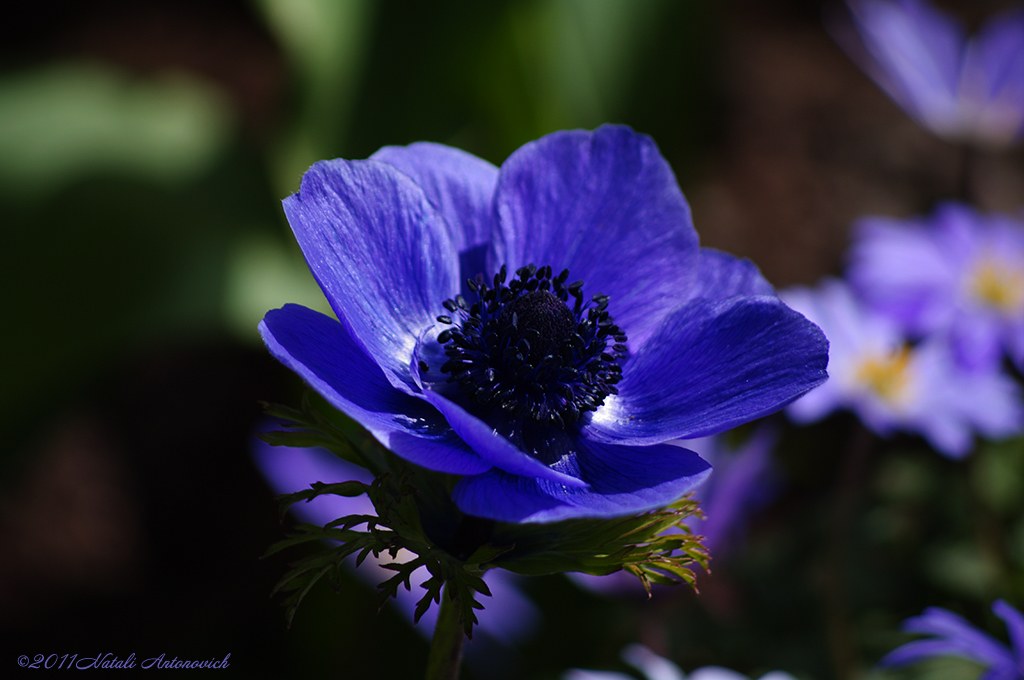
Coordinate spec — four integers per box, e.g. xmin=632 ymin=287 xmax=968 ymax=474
xmin=497 ymin=290 xmax=577 ymax=364
xmin=432 ymin=263 xmax=628 ymax=427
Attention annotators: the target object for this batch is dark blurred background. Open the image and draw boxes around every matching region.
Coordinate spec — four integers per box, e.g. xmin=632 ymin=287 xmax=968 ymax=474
xmin=3 ymin=1 xmax=1023 ymax=678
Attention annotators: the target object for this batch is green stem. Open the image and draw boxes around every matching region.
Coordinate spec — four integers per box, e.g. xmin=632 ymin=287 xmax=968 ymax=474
xmin=425 ymin=585 xmax=465 ymax=680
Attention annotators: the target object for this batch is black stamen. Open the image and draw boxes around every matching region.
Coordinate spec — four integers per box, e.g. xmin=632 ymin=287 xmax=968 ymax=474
xmin=432 ymin=263 xmax=627 ymax=427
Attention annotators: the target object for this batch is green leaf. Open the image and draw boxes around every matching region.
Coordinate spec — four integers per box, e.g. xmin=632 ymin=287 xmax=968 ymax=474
xmin=260 ymin=394 xmax=388 ymax=474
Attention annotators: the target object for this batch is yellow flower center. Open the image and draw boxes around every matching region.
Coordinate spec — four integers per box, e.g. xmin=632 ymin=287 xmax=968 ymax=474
xmin=854 ymin=346 xmax=912 ymax=404
xmin=969 ymin=257 xmax=1024 ymax=315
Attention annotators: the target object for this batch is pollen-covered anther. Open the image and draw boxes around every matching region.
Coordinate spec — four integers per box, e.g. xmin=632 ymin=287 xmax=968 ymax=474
xmin=434 ymin=263 xmax=628 ymax=427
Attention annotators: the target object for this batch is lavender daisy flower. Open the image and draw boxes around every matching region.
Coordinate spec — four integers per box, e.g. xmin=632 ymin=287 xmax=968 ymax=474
xmin=783 ymin=278 xmax=1023 ymax=458
xmin=564 ymin=644 xmax=686 ymax=680
xmin=879 ymin=600 xmax=1024 ymax=680
xmin=848 ymin=202 xmax=1024 ymax=372
xmin=836 ymin=0 xmax=1024 ymax=146
xmin=259 ymin=125 xmax=828 ymax=524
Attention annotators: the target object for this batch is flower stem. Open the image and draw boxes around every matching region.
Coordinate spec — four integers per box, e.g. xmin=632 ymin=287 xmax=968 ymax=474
xmin=425 ymin=585 xmax=465 ymax=680
xmin=822 ymin=420 xmax=876 ymax=680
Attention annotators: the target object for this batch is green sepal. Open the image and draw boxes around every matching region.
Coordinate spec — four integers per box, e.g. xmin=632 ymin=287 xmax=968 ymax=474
xmin=477 ymin=497 xmax=709 ymax=592
xmin=462 ymin=542 xmax=515 ymax=568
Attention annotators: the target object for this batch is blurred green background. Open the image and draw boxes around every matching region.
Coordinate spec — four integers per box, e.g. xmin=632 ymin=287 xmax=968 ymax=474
xmin=2 ymin=1 xmax=1023 ymax=678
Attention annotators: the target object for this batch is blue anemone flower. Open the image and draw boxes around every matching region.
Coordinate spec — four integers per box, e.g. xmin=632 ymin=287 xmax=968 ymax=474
xmin=258 ymin=125 xmax=828 ymax=523
xmin=879 ymin=600 xmax=1024 ymax=680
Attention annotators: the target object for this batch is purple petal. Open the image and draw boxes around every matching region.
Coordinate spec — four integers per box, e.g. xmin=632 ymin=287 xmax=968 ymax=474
xmin=371 ymin=142 xmax=499 ymax=290
xmin=419 ymin=389 xmax=588 ymax=488
xmin=1007 ymin=322 xmax=1024 ymax=371
xmin=584 ymin=296 xmax=829 ymax=445
xmin=976 ymin=9 xmax=1024 ymax=95
xmin=488 ymin=125 xmax=700 ymax=348
xmin=847 ymin=214 xmax=958 ymax=335
xmin=452 ymin=438 xmax=711 ymax=523
xmin=688 ymin=668 xmax=751 ymax=680
xmin=909 ymin=339 xmax=1024 ymax=458
xmin=948 ymin=311 xmax=1005 ymax=371
xmin=260 ymin=304 xmax=491 ymax=475
xmin=972 ymin=8 xmax=1024 ymax=141
xmin=992 ymin=600 xmax=1024 ymax=668
xmin=845 ymin=0 xmax=966 ymax=134
xmin=564 ymin=671 xmax=635 ymax=680
xmin=879 ymin=638 xmax=1007 ymax=668
xmin=620 ymin=644 xmax=687 ymax=680
xmin=282 ymin=158 xmax=459 ymax=391
xmin=900 ymin=607 xmax=1016 ymax=666
xmin=698 ymin=427 xmax=780 ymax=555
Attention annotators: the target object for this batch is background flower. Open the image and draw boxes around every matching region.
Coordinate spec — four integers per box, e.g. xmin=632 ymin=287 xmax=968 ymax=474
xmin=879 ymin=600 xmax=1024 ymax=679
xmin=564 ymin=644 xmax=800 ymax=680
xmin=259 ymin=125 xmax=829 ymax=523
xmin=848 ymin=202 xmax=1024 ymax=372
xmin=691 ymin=427 xmax=781 ymax=559
xmin=783 ymin=278 xmax=1023 ymax=457
xmin=836 ymin=0 xmax=1024 ymax=146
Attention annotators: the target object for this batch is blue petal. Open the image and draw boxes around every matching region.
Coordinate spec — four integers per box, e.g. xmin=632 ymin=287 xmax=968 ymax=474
xmin=488 ymin=125 xmax=700 ymax=347
xmin=683 ymin=248 xmax=777 ymax=302
xmin=452 ymin=438 xmax=711 ymax=523
xmin=420 ymin=389 xmax=588 ymax=488
xmin=260 ymin=304 xmax=491 ymax=475
xmin=371 ymin=142 xmax=499 ymax=290
xmin=282 ymin=159 xmax=459 ymax=391
xmin=585 ymin=295 xmax=829 ymax=444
